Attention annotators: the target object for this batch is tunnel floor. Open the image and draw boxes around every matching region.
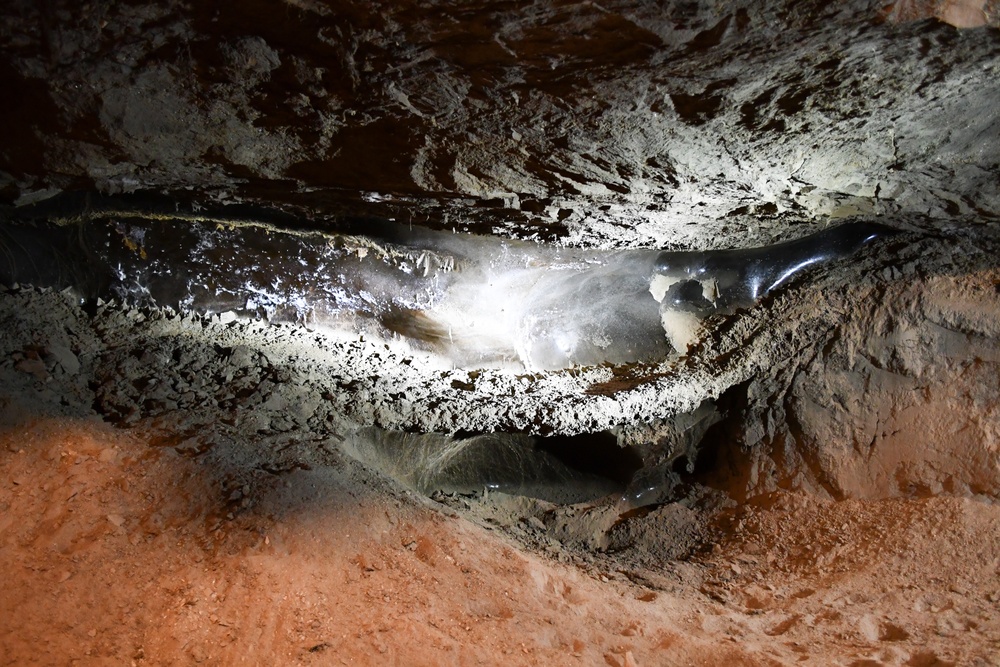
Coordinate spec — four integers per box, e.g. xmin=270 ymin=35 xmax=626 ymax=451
xmin=1 ymin=371 xmax=997 ymax=666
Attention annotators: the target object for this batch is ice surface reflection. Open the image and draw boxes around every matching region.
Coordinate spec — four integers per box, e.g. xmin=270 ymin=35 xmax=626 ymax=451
xmin=0 ymin=218 xmax=892 ymax=370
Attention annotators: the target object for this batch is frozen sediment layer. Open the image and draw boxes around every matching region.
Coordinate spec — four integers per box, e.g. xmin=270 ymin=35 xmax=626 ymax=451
xmin=3 ymin=216 xmax=954 ymax=442
xmin=385 ymin=220 xmax=895 ymax=367
xmin=0 ymin=217 xmax=894 ymax=371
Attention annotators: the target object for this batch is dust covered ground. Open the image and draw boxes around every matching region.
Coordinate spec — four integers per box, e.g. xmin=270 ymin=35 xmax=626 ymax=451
xmin=3 ymin=411 xmax=999 ymax=666
xmin=2 ymin=221 xmax=1000 ymax=666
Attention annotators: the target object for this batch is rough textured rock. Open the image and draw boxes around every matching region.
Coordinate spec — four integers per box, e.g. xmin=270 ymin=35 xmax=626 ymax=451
xmin=696 ymin=223 xmax=1000 ymax=500
xmin=1 ymin=0 xmax=999 ymax=503
xmin=2 ymin=219 xmax=998 ymax=502
xmin=1 ymin=1 xmax=998 ymax=247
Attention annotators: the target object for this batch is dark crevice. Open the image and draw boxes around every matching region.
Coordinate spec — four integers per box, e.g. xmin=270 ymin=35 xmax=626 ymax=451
xmin=535 ymin=432 xmax=643 ymax=487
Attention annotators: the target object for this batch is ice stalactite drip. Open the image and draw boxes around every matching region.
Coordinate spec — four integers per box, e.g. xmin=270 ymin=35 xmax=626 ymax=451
xmin=0 ymin=217 xmax=894 ymax=371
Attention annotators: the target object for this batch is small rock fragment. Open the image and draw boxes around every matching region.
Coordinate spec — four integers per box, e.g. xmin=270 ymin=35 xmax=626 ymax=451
xmin=46 ymin=344 xmax=80 ymax=374
xmin=15 ymin=358 xmax=48 ymax=380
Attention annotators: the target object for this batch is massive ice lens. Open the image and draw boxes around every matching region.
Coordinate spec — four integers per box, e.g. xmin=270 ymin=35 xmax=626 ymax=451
xmin=0 ymin=218 xmax=891 ymax=370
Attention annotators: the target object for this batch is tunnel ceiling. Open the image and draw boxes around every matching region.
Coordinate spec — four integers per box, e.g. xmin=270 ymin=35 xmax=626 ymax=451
xmin=1 ymin=0 xmax=998 ymax=248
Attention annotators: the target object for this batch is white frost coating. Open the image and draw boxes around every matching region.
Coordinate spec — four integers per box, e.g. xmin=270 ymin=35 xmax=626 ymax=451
xmin=649 ymin=274 xmax=681 ymax=303
xmin=701 ymin=277 xmax=718 ymax=303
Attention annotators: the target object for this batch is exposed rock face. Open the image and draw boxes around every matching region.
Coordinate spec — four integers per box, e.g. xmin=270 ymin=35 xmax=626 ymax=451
xmin=2 ymin=221 xmax=999 ymax=503
xmin=697 ymin=225 xmax=1000 ymax=500
xmin=4 ymin=4 xmax=1000 ymax=665
xmin=1 ymin=0 xmax=998 ymax=246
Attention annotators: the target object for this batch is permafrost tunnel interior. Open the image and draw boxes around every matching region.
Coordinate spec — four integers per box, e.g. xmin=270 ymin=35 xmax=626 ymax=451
xmin=1 ymin=1 xmax=1000 ymax=665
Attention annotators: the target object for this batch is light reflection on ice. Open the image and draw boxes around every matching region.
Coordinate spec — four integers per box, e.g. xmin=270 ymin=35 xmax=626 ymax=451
xmin=0 ymin=218 xmax=892 ymax=371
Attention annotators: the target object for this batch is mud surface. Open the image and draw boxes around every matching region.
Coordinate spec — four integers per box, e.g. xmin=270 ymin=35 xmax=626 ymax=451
xmin=5 ymin=408 xmax=999 ymax=667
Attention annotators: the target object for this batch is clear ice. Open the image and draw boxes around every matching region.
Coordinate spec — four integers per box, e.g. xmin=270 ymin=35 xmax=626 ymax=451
xmin=0 ymin=218 xmax=892 ymax=370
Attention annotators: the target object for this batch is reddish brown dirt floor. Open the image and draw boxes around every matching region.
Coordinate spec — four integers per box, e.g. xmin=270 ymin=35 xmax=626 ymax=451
xmin=1 ymin=414 xmax=998 ymax=666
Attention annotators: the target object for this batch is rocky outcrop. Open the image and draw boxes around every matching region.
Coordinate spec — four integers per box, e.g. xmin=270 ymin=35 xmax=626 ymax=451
xmin=1 ymin=1 xmax=998 ymax=247
xmin=696 ymin=222 xmax=1000 ymax=500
